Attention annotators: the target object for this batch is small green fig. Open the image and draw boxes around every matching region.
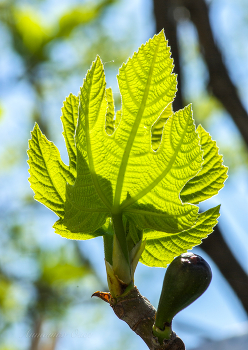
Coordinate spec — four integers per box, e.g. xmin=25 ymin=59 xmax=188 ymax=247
xmin=153 ymin=252 xmax=212 ymax=343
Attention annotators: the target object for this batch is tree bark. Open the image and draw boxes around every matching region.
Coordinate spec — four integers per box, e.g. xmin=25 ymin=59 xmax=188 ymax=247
xmin=29 ymin=315 xmax=43 ymax=350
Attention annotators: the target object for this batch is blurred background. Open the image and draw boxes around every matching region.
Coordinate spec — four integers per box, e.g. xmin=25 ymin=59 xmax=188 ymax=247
xmin=0 ymin=0 xmax=247 ymax=349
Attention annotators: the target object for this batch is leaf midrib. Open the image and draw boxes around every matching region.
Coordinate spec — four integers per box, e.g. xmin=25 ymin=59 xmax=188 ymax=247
xmin=113 ymin=40 xmax=161 ymax=210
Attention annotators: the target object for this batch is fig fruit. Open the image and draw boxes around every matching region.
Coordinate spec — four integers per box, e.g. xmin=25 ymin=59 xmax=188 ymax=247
xmin=153 ymin=252 xmax=212 ymax=343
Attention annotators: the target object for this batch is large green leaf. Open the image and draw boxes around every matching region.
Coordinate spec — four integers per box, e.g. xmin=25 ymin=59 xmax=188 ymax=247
xmin=60 ymin=31 xmax=203 ymax=237
xmin=28 ymin=31 xmax=227 ymax=266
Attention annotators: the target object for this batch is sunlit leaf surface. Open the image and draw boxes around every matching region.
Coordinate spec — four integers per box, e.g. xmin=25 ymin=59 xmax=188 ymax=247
xmin=28 ymin=31 xmax=227 ymax=265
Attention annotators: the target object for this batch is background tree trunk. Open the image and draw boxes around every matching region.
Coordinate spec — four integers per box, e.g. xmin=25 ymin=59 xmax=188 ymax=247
xmin=153 ymin=0 xmax=248 ymax=315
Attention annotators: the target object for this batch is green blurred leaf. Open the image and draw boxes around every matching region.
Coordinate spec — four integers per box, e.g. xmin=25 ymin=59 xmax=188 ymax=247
xmin=57 ymin=0 xmax=116 ymax=37
xmin=42 ymin=263 xmax=88 ymax=285
xmin=13 ymin=8 xmax=51 ymax=53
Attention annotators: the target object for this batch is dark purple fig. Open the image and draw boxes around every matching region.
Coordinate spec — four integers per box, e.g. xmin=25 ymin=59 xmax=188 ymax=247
xmin=153 ymin=252 xmax=212 ymax=343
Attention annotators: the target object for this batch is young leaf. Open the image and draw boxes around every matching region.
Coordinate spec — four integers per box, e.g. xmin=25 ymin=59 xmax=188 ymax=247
xmin=140 ymin=205 xmax=220 ymax=268
xmin=28 ymin=30 xmax=227 ymax=272
xmin=60 ymin=31 xmax=203 ymax=238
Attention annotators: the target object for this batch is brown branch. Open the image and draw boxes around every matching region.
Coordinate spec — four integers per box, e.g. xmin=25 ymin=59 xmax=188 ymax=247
xmin=181 ymin=0 xmax=248 ymax=147
xmin=41 ymin=331 xmax=58 ymax=350
xmin=93 ymin=287 xmax=185 ymax=350
xmin=29 ymin=315 xmax=43 ymax=350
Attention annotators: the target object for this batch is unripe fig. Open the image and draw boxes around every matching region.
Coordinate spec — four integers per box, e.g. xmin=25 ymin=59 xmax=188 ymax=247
xmin=153 ymin=252 xmax=212 ymax=343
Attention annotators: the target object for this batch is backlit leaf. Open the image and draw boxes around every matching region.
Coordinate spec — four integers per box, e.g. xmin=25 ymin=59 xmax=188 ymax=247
xmin=180 ymin=125 xmax=228 ymax=204
xmin=28 ymin=124 xmax=74 ymax=218
xmin=141 ymin=205 xmax=220 ymax=268
xmin=28 ymin=31 xmax=227 ymax=268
